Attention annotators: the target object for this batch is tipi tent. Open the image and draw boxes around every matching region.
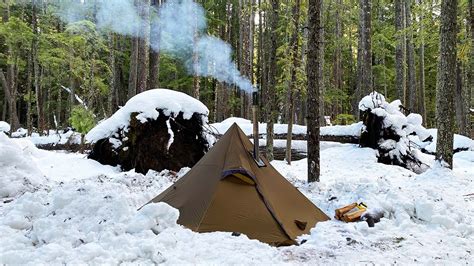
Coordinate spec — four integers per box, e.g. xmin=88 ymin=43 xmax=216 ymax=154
xmin=146 ymin=123 xmax=329 ymax=246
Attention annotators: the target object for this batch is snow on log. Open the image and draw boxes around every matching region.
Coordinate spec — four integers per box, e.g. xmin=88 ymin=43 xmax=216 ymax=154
xmin=359 ymin=92 xmax=431 ymax=173
xmin=210 ymin=118 xmax=362 ymax=143
xmin=0 ymin=121 xmax=11 ymax=133
xmin=87 ymin=89 xmax=212 ymax=174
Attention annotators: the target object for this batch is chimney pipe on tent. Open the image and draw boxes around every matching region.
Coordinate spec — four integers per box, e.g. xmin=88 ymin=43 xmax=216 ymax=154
xmin=252 ymin=91 xmax=260 ymax=161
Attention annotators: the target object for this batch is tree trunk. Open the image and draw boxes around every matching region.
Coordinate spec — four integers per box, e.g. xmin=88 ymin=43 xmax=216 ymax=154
xmin=418 ymin=0 xmax=426 ymax=125
xmin=307 ymin=0 xmax=322 ymax=183
xmin=265 ymin=0 xmax=279 ymax=161
xmin=137 ymin=0 xmax=150 ymax=94
xmin=2 ymin=98 xmax=6 ymax=122
xmin=0 ymin=3 xmax=20 ymax=131
xmin=357 ymin=0 xmax=373 ymax=98
xmin=333 ymin=0 xmax=343 ymax=116
xmin=108 ymin=33 xmax=117 ymax=116
xmin=0 ymin=69 xmax=18 ymax=131
xmin=454 ymin=61 xmax=468 ymax=135
xmin=395 ymin=0 xmax=406 ymax=102
xmin=435 ymin=0 xmax=458 ymax=168
xmin=26 ymin=45 xmax=33 ymax=132
xmin=56 ymin=85 xmax=62 ymax=128
xmin=405 ymin=0 xmax=417 ymax=112
xmin=285 ymin=0 xmax=301 ymax=165
xmin=468 ymin=0 xmax=474 ymax=137
xmin=319 ymin=1 xmax=326 ymax=125
xmin=148 ymin=0 xmax=160 ymax=90
xmin=128 ymin=37 xmax=139 ymax=99
xmin=32 ymin=0 xmax=45 ymax=133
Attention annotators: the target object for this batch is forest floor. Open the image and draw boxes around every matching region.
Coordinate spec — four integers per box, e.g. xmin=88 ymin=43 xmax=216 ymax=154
xmin=1 ymin=124 xmax=473 ymax=264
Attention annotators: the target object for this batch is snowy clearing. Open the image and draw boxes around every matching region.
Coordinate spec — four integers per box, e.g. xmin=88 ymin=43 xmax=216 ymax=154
xmin=0 ymin=132 xmax=473 ymax=264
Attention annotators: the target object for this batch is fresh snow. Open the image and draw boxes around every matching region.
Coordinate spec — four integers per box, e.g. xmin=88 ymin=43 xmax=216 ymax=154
xmin=1 ymin=130 xmax=473 ymax=264
xmin=420 ymin=129 xmax=474 ymax=153
xmin=165 ymin=119 xmax=174 ymax=150
xmin=28 ymin=130 xmax=82 ymax=146
xmin=358 ymin=91 xmax=386 ymax=111
xmin=86 ymin=89 xmax=209 ymax=143
xmin=0 ymin=121 xmax=10 ymax=133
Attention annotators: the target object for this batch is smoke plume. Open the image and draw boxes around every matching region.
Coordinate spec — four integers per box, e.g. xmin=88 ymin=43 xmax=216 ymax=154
xmin=36 ymin=0 xmax=255 ymax=93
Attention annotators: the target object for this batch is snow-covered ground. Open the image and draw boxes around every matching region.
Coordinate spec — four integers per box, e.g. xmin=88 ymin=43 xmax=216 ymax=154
xmin=1 ymin=131 xmax=473 ymax=264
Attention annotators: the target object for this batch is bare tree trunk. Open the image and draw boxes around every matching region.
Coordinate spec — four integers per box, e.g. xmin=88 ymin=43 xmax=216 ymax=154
xmin=128 ymin=36 xmax=139 ymax=99
xmin=149 ymin=0 xmax=160 ymax=90
xmin=319 ymin=1 xmax=326 ymax=124
xmin=192 ymin=2 xmax=201 ymax=100
xmin=265 ymin=0 xmax=279 ymax=161
xmin=307 ymin=0 xmax=322 ymax=183
xmin=349 ymin=29 xmax=358 ymax=116
xmin=26 ymin=46 xmax=33 ymax=132
xmin=418 ymin=0 xmax=426 ymax=124
xmin=435 ymin=0 xmax=458 ymax=168
xmin=285 ymin=0 xmax=301 ymax=165
xmin=57 ymin=85 xmax=62 ymax=128
xmin=357 ymin=0 xmax=373 ymax=98
xmin=32 ymin=2 xmax=44 ymax=133
xmin=0 ymin=69 xmax=18 ymax=131
xmin=333 ymin=0 xmax=343 ymax=116
xmin=1 ymin=98 xmax=6 ymax=122
xmin=0 ymin=3 xmax=19 ymax=131
xmin=468 ymin=0 xmax=474 ymax=137
xmin=192 ymin=46 xmax=200 ymax=99
xmin=354 ymin=0 xmax=372 ymax=119
xmin=405 ymin=0 xmax=417 ymax=112
xmin=108 ymin=33 xmax=116 ymax=116
xmin=395 ymin=0 xmax=406 ymax=102
xmin=137 ymin=0 xmax=150 ymax=94
xmin=455 ymin=61 xmax=468 ymax=135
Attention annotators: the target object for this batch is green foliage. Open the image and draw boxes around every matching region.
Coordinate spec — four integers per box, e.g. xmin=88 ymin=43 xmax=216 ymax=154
xmin=69 ymin=106 xmax=95 ymax=134
xmin=334 ymin=114 xmax=356 ymax=125
xmin=0 ymin=0 xmax=472 ymax=131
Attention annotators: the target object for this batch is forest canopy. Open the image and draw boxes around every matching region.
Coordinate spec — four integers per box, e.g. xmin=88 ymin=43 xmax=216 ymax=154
xmin=0 ymin=0 xmax=472 ymax=137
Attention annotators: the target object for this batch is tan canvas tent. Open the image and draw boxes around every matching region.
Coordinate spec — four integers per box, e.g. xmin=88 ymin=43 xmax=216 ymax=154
xmin=146 ymin=123 xmax=329 ymax=246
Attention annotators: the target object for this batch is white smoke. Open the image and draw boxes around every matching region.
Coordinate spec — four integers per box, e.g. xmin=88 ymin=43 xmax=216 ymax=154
xmin=37 ymin=0 xmax=255 ymax=93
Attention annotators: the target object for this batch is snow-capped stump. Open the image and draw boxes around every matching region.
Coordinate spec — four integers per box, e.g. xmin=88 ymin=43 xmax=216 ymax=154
xmin=358 ymin=92 xmax=431 ymax=173
xmin=86 ymin=89 xmax=211 ymax=174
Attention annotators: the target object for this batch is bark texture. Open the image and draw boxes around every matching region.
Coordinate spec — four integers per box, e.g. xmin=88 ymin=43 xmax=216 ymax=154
xmin=435 ymin=0 xmax=458 ymax=168
xmin=356 ymin=0 xmax=373 ymax=98
xmin=405 ymin=0 xmax=417 ymax=112
xmin=307 ymin=0 xmax=322 ymax=183
xmin=285 ymin=0 xmax=301 ymax=165
xmin=265 ymin=0 xmax=279 ymax=161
